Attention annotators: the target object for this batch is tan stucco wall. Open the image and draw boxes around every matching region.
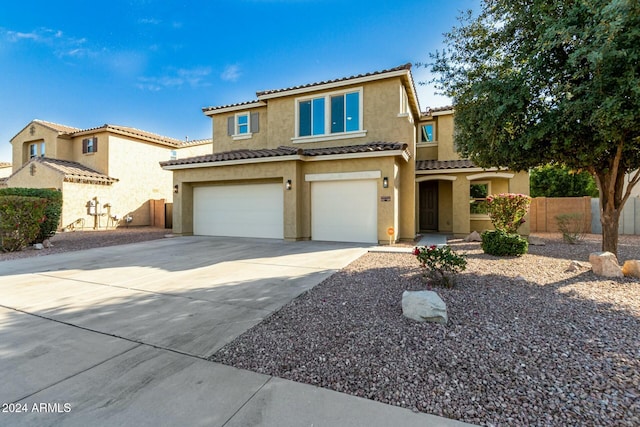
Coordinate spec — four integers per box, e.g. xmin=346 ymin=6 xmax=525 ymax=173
xmin=212 ymin=106 xmax=268 ymax=153
xmin=60 ymin=182 xmax=114 ymax=230
xmin=11 ymin=123 xmax=67 ymax=171
xmin=438 ymin=181 xmax=453 ymax=232
xmin=0 ymin=166 xmax=12 ymax=178
xmin=416 ymin=145 xmax=438 ymax=161
xmin=436 ymin=114 xmax=461 ymax=161
xmin=6 ymin=162 xmax=63 ymax=190
xmin=69 ymin=132 xmax=110 ymax=174
xmin=171 ymin=154 xmax=413 ymax=243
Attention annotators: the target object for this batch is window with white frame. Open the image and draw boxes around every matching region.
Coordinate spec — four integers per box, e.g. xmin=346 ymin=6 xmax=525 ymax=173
xmin=227 ymin=112 xmax=259 ymax=139
xmin=39 ymin=142 xmax=45 ymax=157
xmin=296 ymin=88 xmax=362 ymax=139
xmin=421 ymin=123 xmax=436 ymax=143
xmin=470 ymin=181 xmax=491 ymax=215
xmin=29 ymin=143 xmax=37 ymax=158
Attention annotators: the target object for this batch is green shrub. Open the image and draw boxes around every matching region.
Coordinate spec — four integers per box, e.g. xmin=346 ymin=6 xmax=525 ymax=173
xmin=486 ymin=193 xmax=531 ymax=234
xmin=481 ymin=230 xmax=529 ymax=256
xmin=0 ymin=188 xmax=62 ymax=242
xmin=412 ymin=245 xmax=467 ymax=287
xmin=556 ymin=212 xmax=587 ymax=244
xmin=0 ymin=196 xmax=48 ymax=252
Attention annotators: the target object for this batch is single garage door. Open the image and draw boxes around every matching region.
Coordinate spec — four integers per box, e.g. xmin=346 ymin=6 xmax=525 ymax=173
xmin=193 ymin=183 xmax=283 ymax=239
xmin=311 ymin=180 xmax=377 ymax=243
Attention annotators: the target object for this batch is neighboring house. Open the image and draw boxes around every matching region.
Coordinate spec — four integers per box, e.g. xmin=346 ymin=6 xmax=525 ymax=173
xmin=0 ymin=162 xmax=12 ymax=187
xmin=7 ymin=120 xmax=211 ymax=229
xmin=161 ymin=64 xmax=529 ymax=244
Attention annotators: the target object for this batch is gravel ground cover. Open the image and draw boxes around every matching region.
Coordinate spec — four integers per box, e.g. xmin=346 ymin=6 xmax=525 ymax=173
xmin=212 ymin=234 xmax=640 ymax=426
xmin=0 ymin=227 xmax=168 ymax=262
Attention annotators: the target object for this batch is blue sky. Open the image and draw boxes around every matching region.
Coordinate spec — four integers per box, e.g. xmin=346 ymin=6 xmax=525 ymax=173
xmin=0 ymin=0 xmax=479 ymax=162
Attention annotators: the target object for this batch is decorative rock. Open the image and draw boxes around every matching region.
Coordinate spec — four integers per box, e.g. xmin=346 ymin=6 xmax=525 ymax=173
xmin=566 ymin=260 xmax=586 ymax=272
xmin=528 ymin=236 xmax=546 ymax=246
xmin=464 ymin=231 xmax=482 ymax=242
xmin=42 ymin=239 xmax=53 ymax=248
xmin=589 ymin=252 xmax=623 ymax=278
xmin=622 ymin=260 xmax=640 ymax=278
xmin=33 ymin=243 xmax=44 ymax=250
xmin=402 ymin=290 xmax=448 ymax=324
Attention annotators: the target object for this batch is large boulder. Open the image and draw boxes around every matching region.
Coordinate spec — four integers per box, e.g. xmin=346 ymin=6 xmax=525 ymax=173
xmin=622 ymin=260 xmax=640 ymax=278
xmin=464 ymin=231 xmax=482 ymax=242
xmin=589 ymin=252 xmax=623 ymax=278
xmin=402 ymin=290 xmax=448 ymax=324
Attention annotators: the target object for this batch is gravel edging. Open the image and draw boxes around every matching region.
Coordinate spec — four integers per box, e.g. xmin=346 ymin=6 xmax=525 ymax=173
xmin=211 ymin=234 xmax=640 ymax=426
xmin=0 ymin=227 xmax=168 ymax=262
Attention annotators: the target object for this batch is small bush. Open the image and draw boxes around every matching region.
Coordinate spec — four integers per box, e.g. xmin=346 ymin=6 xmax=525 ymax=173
xmin=0 ymin=196 xmax=48 ymax=252
xmin=0 ymin=188 xmax=62 ymax=242
xmin=481 ymin=230 xmax=528 ymax=256
xmin=486 ymin=193 xmax=531 ymax=234
xmin=412 ymin=245 xmax=467 ymax=288
xmin=555 ymin=213 xmax=587 ymax=244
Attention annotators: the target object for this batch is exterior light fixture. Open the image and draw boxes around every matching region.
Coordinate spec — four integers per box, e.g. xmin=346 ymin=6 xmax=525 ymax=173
xmin=383 ymin=177 xmax=389 ymax=188
xmin=285 ymin=180 xmax=292 ymax=190
xmin=174 ymin=184 xmax=179 ymax=194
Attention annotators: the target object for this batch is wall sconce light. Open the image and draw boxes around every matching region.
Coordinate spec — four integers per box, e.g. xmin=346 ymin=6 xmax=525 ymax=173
xmin=174 ymin=184 xmax=179 ymax=194
xmin=285 ymin=180 xmax=292 ymax=191
xmin=383 ymin=177 xmax=389 ymax=188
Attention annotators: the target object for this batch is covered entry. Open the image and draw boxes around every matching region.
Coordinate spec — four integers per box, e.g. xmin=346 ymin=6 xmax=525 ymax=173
xmin=193 ymin=183 xmax=283 ymax=238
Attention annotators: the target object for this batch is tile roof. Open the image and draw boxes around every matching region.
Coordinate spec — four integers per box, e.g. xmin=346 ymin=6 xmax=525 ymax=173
xmin=422 ymin=106 xmax=454 ymax=116
xmin=416 ymin=159 xmax=476 ymax=171
xmin=30 ymin=157 xmax=119 ymax=184
xmin=256 ymin=63 xmax=413 ymax=97
xmin=160 ymin=142 xmax=408 ymax=167
xmin=202 ymin=100 xmax=265 ymax=114
xmin=33 ymin=119 xmax=82 ymax=134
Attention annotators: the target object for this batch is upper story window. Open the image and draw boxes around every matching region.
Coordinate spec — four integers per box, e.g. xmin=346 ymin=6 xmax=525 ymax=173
xmin=29 ymin=143 xmax=37 ymax=158
xmin=169 ymin=150 xmax=177 ymax=160
xmin=82 ymin=137 xmax=98 ymax=154
xmin=294 ymin=87 xmax=365 ymax=142
xmin=40 ymin=142 xmax=45 ymax=157
xmin=227 ymin=112 xmax=259 ymax=140
xmin=421 ymin=123 xmax=436 ymax=143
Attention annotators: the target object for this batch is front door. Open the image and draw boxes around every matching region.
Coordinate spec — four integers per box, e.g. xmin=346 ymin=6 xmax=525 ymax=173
xmin=419 ymin=181 xmax=439 ymax=231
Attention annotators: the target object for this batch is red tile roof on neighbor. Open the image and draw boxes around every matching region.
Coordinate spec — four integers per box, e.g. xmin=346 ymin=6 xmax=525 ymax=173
xmin=416 ymin=159 xmax=477 ymax=171
xmin=26 ymin=157 xmax=119 ymax=185
xmin=160 ymin=142 xmax=409 ymax=167
xmin=422 ymin=105 xmax=455 ymax=116
xmin=15 ymin=120 xmax=208 ymax=149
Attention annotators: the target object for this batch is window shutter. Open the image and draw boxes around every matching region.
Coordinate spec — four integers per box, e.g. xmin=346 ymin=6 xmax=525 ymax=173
xmin=82 ymin=139 xmax=88 ymax=154
xmin=227 ymin=117 xmax=234 ymax=136
xmin=250 ymin=112 xmax=259 ymax=133
xmin=93 ymin=137 xmax=98 ymax=152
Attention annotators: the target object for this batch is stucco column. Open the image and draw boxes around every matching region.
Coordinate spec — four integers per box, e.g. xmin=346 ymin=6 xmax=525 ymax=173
xmin=172 ymin=181 xmax=193 ymax=236
xmin=452 ymin=177 xmax=470 ymax=237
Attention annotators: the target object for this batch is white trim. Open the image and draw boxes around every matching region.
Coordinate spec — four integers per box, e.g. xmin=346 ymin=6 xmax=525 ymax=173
xmin=305 ymin=170 xmax=381 ymax=182
xmin=416 ymin=175 xmax=457 ymax=183
xmin=466 ymin=172 xmax=514 ymax=180
xmin=258 ymin=70 xmax=410 ymax=100
xmin=203 ymin=101 xmax=266 ymax=115
xmin=232 ymin=133 xmax=252 ymax=141
xmin=416 ymin=167 xmax=500 ymax=175
xmin=432 ymin=109 xmax=454 ymax=116
xmin=292 ymin=130 xmax=367 ymax=144
xmin=416 ymin=141 xmax=438 ymax=148
xmin=294 ymin=87 xmax=363 ymax=139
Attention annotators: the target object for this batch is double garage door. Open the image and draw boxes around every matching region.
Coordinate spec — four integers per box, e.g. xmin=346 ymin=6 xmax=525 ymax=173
xmin=193 ymin=180 xmax=378 ymax=243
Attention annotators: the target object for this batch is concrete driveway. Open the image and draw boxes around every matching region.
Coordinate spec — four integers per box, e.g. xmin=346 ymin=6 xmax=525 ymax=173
xmin=0 ymin=236 xmax=473 ymax=427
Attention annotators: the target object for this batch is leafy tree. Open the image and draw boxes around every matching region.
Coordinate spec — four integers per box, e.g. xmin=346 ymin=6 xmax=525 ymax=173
xmin=428 ymin=0 xmax=640 ymax=256
xmin=530 ymin=164 xmax=599 ymax=198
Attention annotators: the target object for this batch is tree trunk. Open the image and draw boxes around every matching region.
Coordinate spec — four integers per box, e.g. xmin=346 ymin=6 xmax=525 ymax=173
xmin=600 ymin=208 xmax=620 ymax=256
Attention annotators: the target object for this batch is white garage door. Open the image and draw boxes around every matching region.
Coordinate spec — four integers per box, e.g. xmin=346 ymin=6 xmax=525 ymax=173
xmin=193 ymin=183 xmax=283 ymax=239
xmin=311 ymin=180 xmax=377 ymax=243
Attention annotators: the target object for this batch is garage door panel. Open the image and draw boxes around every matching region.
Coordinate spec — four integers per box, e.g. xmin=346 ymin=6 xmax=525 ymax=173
xmin=311 ymin=180 xmax=377 ymax=243
xmin=194 ymin=184 xmax=283 ymax=239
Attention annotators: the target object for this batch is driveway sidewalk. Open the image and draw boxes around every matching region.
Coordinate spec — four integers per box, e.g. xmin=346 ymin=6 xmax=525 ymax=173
xmin=0 ymin=236 xmax=473 ymax=426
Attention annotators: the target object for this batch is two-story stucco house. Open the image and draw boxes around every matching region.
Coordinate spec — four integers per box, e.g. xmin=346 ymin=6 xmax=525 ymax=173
xmin=161 ymin=64 xmax=529 ymax=244
xmin=6 ymin=120 xmax=211 ymax=229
